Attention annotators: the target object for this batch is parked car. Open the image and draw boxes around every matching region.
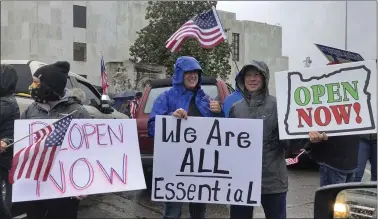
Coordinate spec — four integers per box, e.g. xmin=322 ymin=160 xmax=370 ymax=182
xmin=314 ymin=181 xmax=376 ymax=219
xmin=134 ymin=76 xmax=234 ymax=190
xmin=1 ymin=60 xmax=128 ymax=119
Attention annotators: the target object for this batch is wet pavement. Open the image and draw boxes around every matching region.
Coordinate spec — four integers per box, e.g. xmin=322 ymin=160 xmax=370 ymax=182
xmin=78 ymin=162 xmax=321 ymax=218
xmin=78 ymin=161 xmax=373 ymax=219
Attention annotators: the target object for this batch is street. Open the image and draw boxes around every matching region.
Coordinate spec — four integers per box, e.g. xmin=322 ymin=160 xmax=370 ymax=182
xmin=77 ymin=162 xmax=372 ymax=218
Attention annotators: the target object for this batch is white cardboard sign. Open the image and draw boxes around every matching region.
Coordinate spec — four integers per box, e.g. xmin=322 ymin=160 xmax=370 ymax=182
xmin=275 ymin=60 xmax=377 ymax=139
xmin=12 ymin=119 xmax=146 ymax=202
xmin=152 ymin=116 xmax=263 ymax=206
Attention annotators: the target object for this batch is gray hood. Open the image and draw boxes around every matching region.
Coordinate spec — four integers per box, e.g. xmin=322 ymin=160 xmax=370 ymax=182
xmin=236 ymin=60 xmax=270 ymax=98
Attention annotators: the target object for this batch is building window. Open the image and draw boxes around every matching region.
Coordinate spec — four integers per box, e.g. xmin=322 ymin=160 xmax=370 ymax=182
xmin=232 ymin=33 xmax=240 ymax=61
xmin=73 ymin=42 xmax=87 ymax=62
xmin=73 ymin=5 xmax=86 ymax=28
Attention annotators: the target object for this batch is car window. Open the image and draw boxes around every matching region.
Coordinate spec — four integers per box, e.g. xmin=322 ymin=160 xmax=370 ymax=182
xmin=143 ymin=84 xmax=219 ymax=114
xmin=66 ymin=77 xmax=74 ymax=89
xmin=227 ymin=83 xmax=235 ymax=94
xmin=10 ymin=64 xmax=33 ymax=94
xmin=76 ymin=80 xmax=101 ymax=107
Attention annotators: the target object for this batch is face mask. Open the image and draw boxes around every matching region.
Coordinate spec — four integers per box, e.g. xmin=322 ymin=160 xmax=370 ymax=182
xmin=29 ymin=82 xmax=61 ymax=103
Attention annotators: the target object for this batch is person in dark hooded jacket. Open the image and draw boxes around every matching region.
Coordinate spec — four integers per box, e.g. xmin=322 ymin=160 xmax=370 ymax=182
xmin=148 ymin=56 xmax=223 ymax=219
xmin=0 ymin=64 xmax=20 ymax=219
xmin=21 ymin=61 xmax=90 ymax=219
xmin=228 ymin=60 xmax=309 ymax=219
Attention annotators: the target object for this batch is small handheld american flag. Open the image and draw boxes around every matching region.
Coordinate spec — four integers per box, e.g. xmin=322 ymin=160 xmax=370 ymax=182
xmin=285 ymin=150 xmax=306 ymax=166
xmin=166 ymin=6 xmax=227 ymax=52
xmin=9 ymin=114 xmax=74 ymax=184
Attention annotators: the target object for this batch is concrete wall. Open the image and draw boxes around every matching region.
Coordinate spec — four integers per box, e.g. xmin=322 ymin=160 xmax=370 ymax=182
xmin=1 ymin=1 xmax=149 ymax=85
xmin=1 ymin=1 xmax=288 ymax=96
xmin=218 ymin=10 xmax=289 ymax=96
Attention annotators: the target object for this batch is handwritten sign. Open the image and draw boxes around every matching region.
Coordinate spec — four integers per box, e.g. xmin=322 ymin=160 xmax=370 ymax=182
xmin=12 ymin=119 xmax=146 ymax=202
xmin=275 ymin=60 xmax=377 ymax=139
xmin=152 ymin=116 xmax=263 ymax=206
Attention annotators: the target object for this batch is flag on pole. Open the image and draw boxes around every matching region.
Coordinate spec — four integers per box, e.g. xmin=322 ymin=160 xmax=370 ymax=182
xmin=101 ymin=55 xmax=109 ymax=95
xmin=165 ymin=6 xmax=227 ymax=52
xmin=285 ymin=150 xmax=306 ymax=166
xmin=9 ymin=114 xmax=73 ymax=184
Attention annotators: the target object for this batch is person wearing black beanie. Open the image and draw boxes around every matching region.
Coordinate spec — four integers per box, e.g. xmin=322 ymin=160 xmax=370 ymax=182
xmin=20 ymin=61 xmax=91 ymax=219
xmin=29 ymin=61 xmax=70 ymax=103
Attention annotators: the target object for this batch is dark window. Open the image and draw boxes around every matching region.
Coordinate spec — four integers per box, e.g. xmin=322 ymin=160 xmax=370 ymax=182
xmin=10 ymin=64 xmax=33 ymax=94
xmin=76 ymin=79 xmax=101 ymax=107
xmin=73 ymin=42 xmax=87 ymax=62
xmin=143 ymin=85 xmax=219 ymax=114
xmin=232 ymin=33 xmax=240 ymax=61
xmin=73 ymin=5 xmax=86 ymax=28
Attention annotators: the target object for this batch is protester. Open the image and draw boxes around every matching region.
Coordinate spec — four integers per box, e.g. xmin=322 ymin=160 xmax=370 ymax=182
xmin=130 ymin=91 xmax=142 ymax=118
xmin=353 ymin=134 xmax=377 ymax=182
xmin=21 ymin=61 xmax=91 ymax=219
xmin=223 ymin=71 xmax=243 ymax=118
xmin=147 ymin=56 xmax=223 ymax=219
xmin=228 ymin=60 xmax=309 ymax=219
xmin=0 ymin=64 xmax=20 ymax=219
xmin=306 ymin=132 xmax=360 ymax=186
xmin=305 ymin=61 xmax=362 ymax=187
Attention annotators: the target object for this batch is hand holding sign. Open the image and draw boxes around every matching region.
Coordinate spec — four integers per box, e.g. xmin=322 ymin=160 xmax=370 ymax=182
xmin=309 ymin=131 xmax=328 ymax=143
xmin=0 ymin=140 xmax=7 ymax=153
xmin=210 ymin=101 xmax=221 ymax=113
xmin=173 ymin=108 xmax=188 ymax=119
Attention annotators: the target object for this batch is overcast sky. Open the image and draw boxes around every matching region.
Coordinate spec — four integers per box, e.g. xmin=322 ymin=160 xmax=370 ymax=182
xmin=217 ymin=1 xmax=377 ymax=69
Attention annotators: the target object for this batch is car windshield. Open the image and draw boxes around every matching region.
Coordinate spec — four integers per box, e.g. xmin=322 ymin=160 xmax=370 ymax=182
xmin=10 ymin=64 xmax=34 ymax=94
xmin=143 ymin=84 xmax=220 ymax=114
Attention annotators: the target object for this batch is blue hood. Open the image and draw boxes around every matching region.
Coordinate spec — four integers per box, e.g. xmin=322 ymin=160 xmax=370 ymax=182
xmin=172 ymin=56 xmax=203 ymax=93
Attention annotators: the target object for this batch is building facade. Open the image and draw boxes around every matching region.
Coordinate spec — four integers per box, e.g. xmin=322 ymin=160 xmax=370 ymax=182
xmin=1 ymin=1 xmax=288 ymax=96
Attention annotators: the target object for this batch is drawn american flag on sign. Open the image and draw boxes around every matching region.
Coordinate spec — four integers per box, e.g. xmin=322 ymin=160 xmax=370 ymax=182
xmin=166 ymin=6 xmax=227 ymax=52
xmin=9 ymin=115 xmax=73 ymax=184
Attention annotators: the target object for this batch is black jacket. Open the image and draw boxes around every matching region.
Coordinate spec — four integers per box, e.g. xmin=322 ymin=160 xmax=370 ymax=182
xmin=0 ymin=64 xmax=20 ymax=169
xmin=306 ymin=135 xmax=360 ymax=171
xmin=21 ymin=89 xmax=91 ymax=120
xmin=0 ymin=95 xmax=20 ymax=158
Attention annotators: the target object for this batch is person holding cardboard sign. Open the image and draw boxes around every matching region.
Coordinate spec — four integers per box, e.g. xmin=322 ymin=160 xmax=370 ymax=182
xmin=148 ymin=56 xmax=223 ymax=219
xmin=20 ymin=61 xmax=91 ymax=219
xmin=228 ymin=60 xmax=308 ymax=219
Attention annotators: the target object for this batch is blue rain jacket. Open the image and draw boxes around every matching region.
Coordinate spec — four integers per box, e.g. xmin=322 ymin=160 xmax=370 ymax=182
xmin=222 ymin=71 xmax=243 ymax=118
xmin=148 ymin=56 xmax=224 ymax=137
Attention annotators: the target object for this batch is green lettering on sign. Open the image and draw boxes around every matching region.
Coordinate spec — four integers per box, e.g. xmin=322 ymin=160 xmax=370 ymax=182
xmin=341 ymin=81 xmax=359 ymax=101
xmin=326 ymin=83 xmax=342 ymax=103
xmin=311 ymin=85 xmax=325 ymax=104
xmin=294 ymin=87 xmax=311 ymax=106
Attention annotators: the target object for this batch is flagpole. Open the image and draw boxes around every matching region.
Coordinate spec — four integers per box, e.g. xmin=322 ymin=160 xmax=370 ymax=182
xmin=345 ymin=1 xmax=348 ymax=50
xmin=3 ymin=110 xmax=77 ymax=149
xmin=212 ymin=6 xmax=240 ymax=73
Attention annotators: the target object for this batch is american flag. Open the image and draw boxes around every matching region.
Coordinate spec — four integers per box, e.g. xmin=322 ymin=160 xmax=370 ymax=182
xmin=9 ymin=115 xmax=73 ymax=184
xmin=285 ymin=150 xmax=306 ymax=166
xmin=101 ymin=55 xmax=109 ymax=95
xmin=166 ymin=6 xmax=227 ymax=52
